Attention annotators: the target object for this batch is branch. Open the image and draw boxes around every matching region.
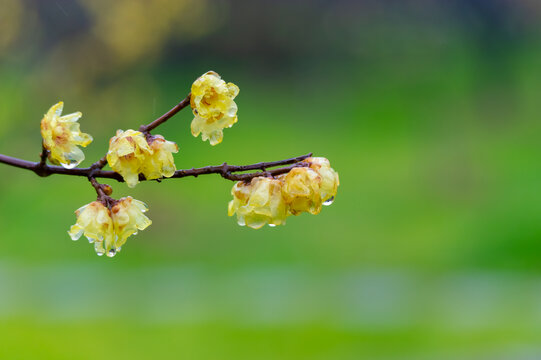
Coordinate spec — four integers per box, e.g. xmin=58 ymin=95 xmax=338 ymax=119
xmin=39 ymin=142 xmax=48 ymax=166
xmin=89 ymin=177 xmax=106 ymax=198
xmin=0 ymin=152 xmax=312 ymax=183
xmin=139 ymin=93 xmax=191 ymax=133
xmin=91 ymin=155 xmax=108 ymax=170
xmin=223 ymin=163 xmax=308 ymax=181
xmin=2 ymin=92 xmax=306 ymax=192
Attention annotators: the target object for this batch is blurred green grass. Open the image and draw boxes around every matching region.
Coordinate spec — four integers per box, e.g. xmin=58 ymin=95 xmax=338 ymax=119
xmin=2 ymin=321 xmax=540 ymax=360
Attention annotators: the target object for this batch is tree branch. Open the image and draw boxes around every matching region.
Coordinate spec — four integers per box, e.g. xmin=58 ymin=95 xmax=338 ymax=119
xmin=3 ymin=92 xmax=306 ymax=192
xmin=39 ymin=142 xmax=48 ymax=166
xmin=139 ymin=93 xmax=191 ymax=133
xmin=91 ymin=155 xmax=108 ymax=170
xmin=0 ymin=152 xmax=312 ymax=183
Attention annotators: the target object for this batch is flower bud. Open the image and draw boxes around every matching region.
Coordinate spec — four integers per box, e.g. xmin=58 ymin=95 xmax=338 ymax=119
xmin=40 ymin=102 xmax=93 ymax=169
xmin=101 ymin=184 xmax=113 ymax=196
xmin=68 ymin=197 xmax=151 ymax=257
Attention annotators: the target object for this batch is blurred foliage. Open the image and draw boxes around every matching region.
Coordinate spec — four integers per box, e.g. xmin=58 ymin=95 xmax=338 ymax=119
xmin=2 ymin=0 xmax=541 ymax=359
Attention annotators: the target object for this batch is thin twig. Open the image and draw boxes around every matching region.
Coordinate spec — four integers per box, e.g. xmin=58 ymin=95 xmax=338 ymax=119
xmin=224 ymin=163 xmax=308 ymax=181
xmin=91 ymin=155 xmax=108 ymax=170
xmin=89 ymin=177 xmax=106 ymax=198
xmin=35 ymin=142 xmax=49 ymax=177
xmin=39 ymin=142 xmax=48 ymax=166
xmin=0 ymin=153 xmax=312 ymax=183
xmin=139 ymin=93 xmax=191 ymax=133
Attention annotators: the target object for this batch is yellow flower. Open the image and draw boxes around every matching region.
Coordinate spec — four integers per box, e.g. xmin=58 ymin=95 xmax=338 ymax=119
xmin=107 ymin=129 xmax=151 ymax=187
xmin=227 ymin=180 xmax=252 ymax=218
xmin=68 ymin=201 xmax=114 ymax=256
xmin=141 ymin=135 xmax=179 ymax=180
xmin=304 ymin=157 xmax=339 ymax=205
xmin=281 ymin=167 xmax=323 ymax=215
xmin=68 ymin=197 xmax=151 ymax=257
xmin=190 ymin=71 xmax=239 ymax=145
xmin=40 ymin=101 xmax=93 ymax=169
xmin=108 ymin=196 xmax=152 ymax=255
xmin=228 ymin=177 xmax=287 ymax=229
xmin=107 ymin=130 xmax=179 ymax=187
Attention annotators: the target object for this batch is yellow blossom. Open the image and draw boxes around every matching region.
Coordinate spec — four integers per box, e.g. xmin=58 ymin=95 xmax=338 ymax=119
xmin=107 ymin=196 xmax=152 ymax=255
xmin=68 ymin=201 xmax=114 ymax=255
xmin=228 ymin=177 xmax=287 ymax=229
xmin=68 ymin=197 xmax=151 ymax=257
xmin=281 ymin=167 xmax=323 ymax=215
xmin=304 ymin=157 xmax=339 ymax=205
xmin=107 ymin=129 xmax=151 ymax=187
xmin=40 ymin=101 xmax=93 ymax=169
xmin=141 ymin=135 xmax=179 ymax=180
xmin=190 ymin=71 xmax=239 ymax=145
xmin=107 ymin=130 xmax=179 ymax=187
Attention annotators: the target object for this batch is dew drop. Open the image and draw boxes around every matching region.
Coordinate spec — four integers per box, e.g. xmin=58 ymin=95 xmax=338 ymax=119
xmin=323 ymin=196 xmax=335 ymax=206
xmin=268 ymin=224 xmax=276 ymax=227
xmin=106 ymin=249 xmax=117 ymax=258
xmin=61 ymin=161 xmax=78 ymax=169
xmin=94 ymin=242 xmax=105 ymax=256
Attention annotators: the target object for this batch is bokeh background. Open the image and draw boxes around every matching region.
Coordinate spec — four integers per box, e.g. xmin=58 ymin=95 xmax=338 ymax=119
xmin=1 ymin=0 xmax=541 ymax=358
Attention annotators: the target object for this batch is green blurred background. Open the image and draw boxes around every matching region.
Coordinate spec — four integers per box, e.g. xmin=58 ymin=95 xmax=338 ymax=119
xmin=1 ymin=0 xmax=541 ymax=358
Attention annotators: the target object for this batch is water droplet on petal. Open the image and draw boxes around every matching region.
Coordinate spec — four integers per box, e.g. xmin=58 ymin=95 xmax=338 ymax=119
xmin=323 ymin=196 xmax=335 ymax=206
xmin=107 ymin=249 xmax=117 ymax=258
xmin=268 ymin=224 xmax=276 ymax=227
xmin=96 ymin=250 xmax=105 ymax=256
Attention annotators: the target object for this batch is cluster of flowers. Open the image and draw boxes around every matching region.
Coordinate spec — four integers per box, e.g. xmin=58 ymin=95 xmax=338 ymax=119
xmin=228 ymin=157 xmax=339 ymax=229
xmin=39 ymin=72 xmax=239 ymax=256
xmin=106 ymin=130 xmax=178 ymax=188
xmin=40 ymin=71 xmax=239 ymax=171
xmin=68 ymin=197 xmax=151 ymax=257
xmin=37 ymin=71 xmax=338 ymax=257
